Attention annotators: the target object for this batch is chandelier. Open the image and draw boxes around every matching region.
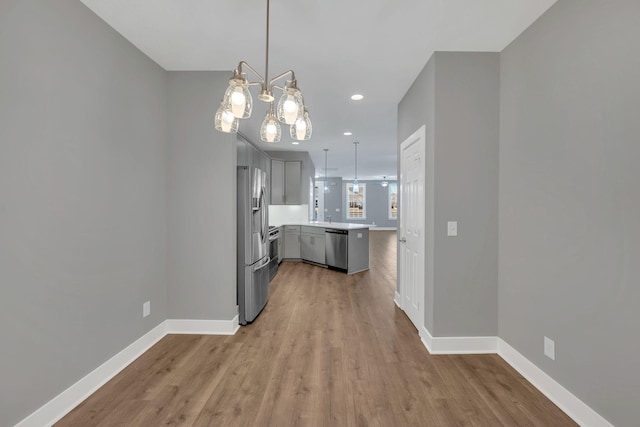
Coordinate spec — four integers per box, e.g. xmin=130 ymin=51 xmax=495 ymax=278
xmin=214 ymin=0 xmax=312 ymax=143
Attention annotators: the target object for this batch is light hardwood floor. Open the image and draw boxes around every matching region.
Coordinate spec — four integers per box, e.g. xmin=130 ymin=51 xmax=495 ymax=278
xmin=57 ymin=231 xmax=576 ymax=426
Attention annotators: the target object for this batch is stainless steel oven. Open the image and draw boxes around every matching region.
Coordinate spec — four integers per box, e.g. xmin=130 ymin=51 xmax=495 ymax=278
xmin=268 ymin=226 xmax=279 ymax=281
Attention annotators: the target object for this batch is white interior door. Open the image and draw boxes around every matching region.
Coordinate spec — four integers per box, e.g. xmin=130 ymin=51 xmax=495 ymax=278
xmin=399 ymin=126 xmax=426 ymax=332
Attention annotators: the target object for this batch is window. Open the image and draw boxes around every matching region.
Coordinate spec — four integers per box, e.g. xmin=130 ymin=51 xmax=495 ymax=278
xmin=346 ymin=183 xmax=366 ymax=219
xmin=388 ymin=183 xmax=397 ymax=220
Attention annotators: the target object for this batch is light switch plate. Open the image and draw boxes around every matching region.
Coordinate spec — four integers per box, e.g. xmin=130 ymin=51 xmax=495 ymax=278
xmin=447 ymin=221 xmax=458 ymax=237
xmin=143 ymin=301 xmax=150 ymax=318
xmin=544 ymin=336 xmax=555 ymax=360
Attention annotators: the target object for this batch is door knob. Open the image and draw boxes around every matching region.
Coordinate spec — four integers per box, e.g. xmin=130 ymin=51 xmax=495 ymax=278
xmin=399 ymin=237 xmax=407 ymax=243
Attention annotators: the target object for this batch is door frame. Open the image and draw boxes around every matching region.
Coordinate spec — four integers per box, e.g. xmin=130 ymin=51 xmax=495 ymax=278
xmin=397 ymin=125 xmax=433 ymax=336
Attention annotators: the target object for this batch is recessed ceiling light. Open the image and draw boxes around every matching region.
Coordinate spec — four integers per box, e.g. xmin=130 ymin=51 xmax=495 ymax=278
xmin=291 ymin=141 xmax=299 ymax=145
xmin=350 ymin=94 xmax=364 ymax=101
xmin=343 ymin=131 xmax=352 ymax=136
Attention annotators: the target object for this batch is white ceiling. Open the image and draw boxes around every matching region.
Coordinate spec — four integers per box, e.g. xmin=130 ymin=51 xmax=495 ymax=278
xmin=80 ymin=0 xmax=557 ymax=180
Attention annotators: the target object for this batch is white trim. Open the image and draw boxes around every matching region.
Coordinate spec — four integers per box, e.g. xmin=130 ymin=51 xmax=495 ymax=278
xmin=497 ymin=339 xmax=613 ymax=427
xmin=393 ymin=292 xmax=402 ymax=309
xmin=419 ymin=326 xmax=497 ymax=355
xmin=166 ymin=315 xmax=240 ymax=335
xmin=15 ymin=322 xmax=167 ymax=427
xmin=369 ymin=227 xmax=397 ymax=231
xmin=16 ymin=316 xmax=240 ymax=427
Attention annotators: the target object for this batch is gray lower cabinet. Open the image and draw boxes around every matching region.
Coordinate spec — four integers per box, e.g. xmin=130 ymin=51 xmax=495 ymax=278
xmin=283 ymin=225 xmax=301 ymax=259
xmin=301 ymin=226 xmax=325 ymax=265
xmin=277 ymin=226 xmax=284 ymax=263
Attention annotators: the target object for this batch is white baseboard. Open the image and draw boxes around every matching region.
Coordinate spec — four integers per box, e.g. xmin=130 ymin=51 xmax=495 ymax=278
xmin=166 ymin=315 xmax=240 ymax=335
xmin=419 ymin=326 xmax=497 ymax=355
xmin=393 ymin=292 xmax=402 ymax=309
xmin=16 ymin=316 xmax=240 ymax=427
xmin=416 ymin=331 xmax=612 ymax=425
xmin=15 ymin=322 xmax=167 ymax=427
xmin=497 ymin=339 xmax=613 ymax=427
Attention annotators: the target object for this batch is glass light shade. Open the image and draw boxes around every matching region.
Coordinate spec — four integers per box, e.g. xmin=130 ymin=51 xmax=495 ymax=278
xmin=222 ymin=79 xmax=252 ymax=119
xmin=277 ymin=88 xmax=303 ymax=125
xmin=214 ymin=104 xmax=239 ymax=133
xmin=290 ymin=110 xmax=312 ymax=140
xmin=352 ymin=180 xmax=360 ymax=194
xmin=381 ymin=177 xmax=389 ymax=187
xmin=261 ymin=113 xmax=281 ymax=143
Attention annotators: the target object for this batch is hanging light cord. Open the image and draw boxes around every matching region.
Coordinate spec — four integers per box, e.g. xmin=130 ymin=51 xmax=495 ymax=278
xmin=264 ymin=0 xmax=270 ymax=84
xmin=354 ymin=142 xmax=359 ymax=180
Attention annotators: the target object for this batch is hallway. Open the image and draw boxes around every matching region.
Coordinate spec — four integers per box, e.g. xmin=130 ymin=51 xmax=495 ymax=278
xmin=58 ymin=231 xmax=575 ymax=426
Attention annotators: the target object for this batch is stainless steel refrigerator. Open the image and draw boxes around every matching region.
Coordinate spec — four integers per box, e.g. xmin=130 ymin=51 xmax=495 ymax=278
xmin=237 ymin=166 xmax=270 ymax=325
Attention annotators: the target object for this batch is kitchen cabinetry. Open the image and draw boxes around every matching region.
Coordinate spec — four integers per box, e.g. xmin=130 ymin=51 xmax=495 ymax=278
xmin=301 ymin=226 xmax=325 ymax=265
xmin=283 ymin=225 xmax=301 ymax=259
xmin=270 ymin=159 xmax=302 ymax=205
xmin=277 ymin=226 xmax=284 ymax=263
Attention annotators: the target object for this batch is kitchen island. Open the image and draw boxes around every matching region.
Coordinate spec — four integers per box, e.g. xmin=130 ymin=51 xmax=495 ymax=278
xmin=275 ymin=222 xmax=371 ymax=274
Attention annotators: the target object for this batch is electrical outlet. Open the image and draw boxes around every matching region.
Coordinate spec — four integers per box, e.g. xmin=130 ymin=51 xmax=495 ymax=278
xmin=544 ymin=336 xmax=555 ymax=360
xmin=143 ymin=301 xmax=151 ymax=318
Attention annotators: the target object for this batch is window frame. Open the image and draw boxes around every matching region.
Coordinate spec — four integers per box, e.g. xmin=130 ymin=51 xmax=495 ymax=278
xmin=388 ymin=183 xmax=398 ymax=220
xmin=345 ymin=183 xmax=366 ymax=220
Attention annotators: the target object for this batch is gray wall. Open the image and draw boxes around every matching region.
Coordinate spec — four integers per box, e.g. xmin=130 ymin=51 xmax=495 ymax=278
xmin=398 ymin=52 xmax=499 ymax=337
xmin=499 ymin=1 xmax=640 ymax=425
xmin=0 ymin=1 xmax=168 ymax=425
xmin=166 ymin=72 xmax=237 ymax=320
xmin=319 ymin=177 xmax=343 ymax=222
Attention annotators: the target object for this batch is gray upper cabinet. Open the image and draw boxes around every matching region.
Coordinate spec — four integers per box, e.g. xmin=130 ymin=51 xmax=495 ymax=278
xmin=266 ymin=151 xmax=315 ymax=207
xmin=271 ymin=159 xmax=302 ymax=205
xmin=284 ymin=161 xmax=302 ymax=205
xmin=271 ymin=159 xmax=285 ymax=204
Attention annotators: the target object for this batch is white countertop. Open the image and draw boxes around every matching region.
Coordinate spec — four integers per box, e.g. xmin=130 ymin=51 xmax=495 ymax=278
xmin=271 ymin=221 xmax=372 ymax=230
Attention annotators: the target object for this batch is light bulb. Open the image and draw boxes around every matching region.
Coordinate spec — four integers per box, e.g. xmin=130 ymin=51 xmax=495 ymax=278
xmin=277 ymin=87 xmax=303 ymax=125
xmin=222 ymin=78 xmax=252 ymax=119
xmin=290 ymin=109 xmax=312 ymax=140
xmin=352 ymin=181 xmax=360 ymax=194
xmin=261 ymin=111 xmax=282 ymax=143
xmin=214 ymin=104 xmax=238 ymax=133
xmin=230 ymin=90 xmax=246 ymax=117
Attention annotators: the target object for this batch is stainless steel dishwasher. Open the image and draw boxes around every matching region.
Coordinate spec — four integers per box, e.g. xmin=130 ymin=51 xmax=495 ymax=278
xmin=325 ymin=229 xmax=348 ymax=270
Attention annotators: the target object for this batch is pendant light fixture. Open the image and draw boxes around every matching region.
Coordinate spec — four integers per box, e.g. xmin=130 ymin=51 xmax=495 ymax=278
xmin=352 ymin=141 xmax=360 ymax=194
xmin=214 ymin=0 xmax=312 ymax=143
xmin=323 ymin=148 xmax=330 ymax=193
xmin=381 ymin=176 xmax=389 ymax=187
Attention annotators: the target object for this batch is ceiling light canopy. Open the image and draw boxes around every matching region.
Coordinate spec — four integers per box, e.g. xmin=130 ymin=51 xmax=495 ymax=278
xmin=214 ymin=0 xmax=311 ymax=143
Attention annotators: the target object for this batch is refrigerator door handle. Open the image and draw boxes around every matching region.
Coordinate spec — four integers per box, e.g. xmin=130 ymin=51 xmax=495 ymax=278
xmin=261 ymin=187 xmax=268 ymax=243
xmin=253 ymin=256 xmax=271 ymax=272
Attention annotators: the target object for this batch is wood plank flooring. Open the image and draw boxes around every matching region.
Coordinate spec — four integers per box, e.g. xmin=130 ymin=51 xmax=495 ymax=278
xmin=57 ymin=231 xmax=576 ymax=426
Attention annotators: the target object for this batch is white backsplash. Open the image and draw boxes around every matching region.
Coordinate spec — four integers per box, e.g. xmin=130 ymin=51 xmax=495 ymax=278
xmin=269 ymin=204 xmax=309 ymax=226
